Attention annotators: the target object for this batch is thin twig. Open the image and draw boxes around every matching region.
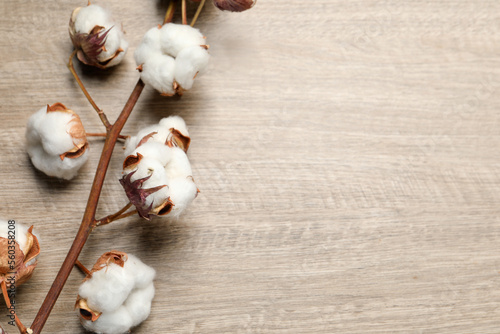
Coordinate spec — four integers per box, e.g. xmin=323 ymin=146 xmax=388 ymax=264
xmin=96 ymin=209 xmax=138 ymax=228
xmin=181 ymin=0 xmax=187 ymax=25
xmin=68 ymin=50 xmax=112 ymax=131
xmin=163 ymin=0 xmax=177 ymax=25
xmin=190 ymin=0 xmax=206 ymax=27
xmin=1 ymin=281 xmax=27 ymax=334
xmin=29 ymin=79 xmax=145 ymax=334
xmin=74 ymin=260 xmax=91 ymax=276
xmin=86 ymin=132 xmax=129 ymax=141
xmin=94 ymin=202 xmax=133 ymax=227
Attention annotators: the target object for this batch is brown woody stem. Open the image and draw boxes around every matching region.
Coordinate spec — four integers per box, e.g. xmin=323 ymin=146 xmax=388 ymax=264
xmin=68 ymin=49 xmax=112 ymax=131
xmin=163 ymin=0 xmax=177 ymax=25
xmin=74 ymin=260 xmax=91 ymax=276
xmin=181 ymin=0 xmax=187 ymax=25
xmin=1 ymin=281 xmax=28 ymax=334
xmin=190 ymin=0 xmax=206 ymax=27
xmin=86 ymin=132 xmax=129 ymax=140
xmin=29 ymin=79 xmax=145 ymax=334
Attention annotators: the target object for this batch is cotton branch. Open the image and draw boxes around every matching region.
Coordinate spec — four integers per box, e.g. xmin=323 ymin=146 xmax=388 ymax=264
xmin=29 ymin=79 xmax=145 ymax=334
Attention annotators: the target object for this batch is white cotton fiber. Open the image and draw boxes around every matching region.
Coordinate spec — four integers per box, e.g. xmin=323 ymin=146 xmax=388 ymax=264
xmin=125 ymin=284 xmax=155 ymax=327
xmin=165 ymin=147 xmax=193 ymax=179
xmin=160 ymin=23 xmax=206 ymax=58
xmin=27 ymin=144 xmax=89 ymax=180
xmin=141 ymin=53 xmax=176 ymax=96
xmin=73 ymin=5 xmax=112 ymax=34
xmin=36 ymin=111 xmax=76 ymax=156
xmin=81 ymin=305 xmax=133 ymax=334
xmin=129 ymin=142 xmax=173 ymax=167
xmin=168 ymin=177 xmax=198 ymax=218
xmin=79 ymin=263 xmax=135 ymax=312
xmin=174 ymin=46 xmax=210 ymax=90
xmin=134 ymin=27 xmax=162 ymax=65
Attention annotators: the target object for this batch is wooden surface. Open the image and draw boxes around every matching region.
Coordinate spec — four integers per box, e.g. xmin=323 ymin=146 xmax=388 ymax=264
xmin=1 ymin=0 xmax=500 ymax=333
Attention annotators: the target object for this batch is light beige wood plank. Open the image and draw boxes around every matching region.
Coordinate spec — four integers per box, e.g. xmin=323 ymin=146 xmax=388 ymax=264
xmin=1 ymin=0 xmax=500 ymax=333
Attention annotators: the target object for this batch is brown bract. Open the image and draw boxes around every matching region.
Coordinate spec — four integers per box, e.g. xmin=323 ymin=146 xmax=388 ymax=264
xmin=166 ymin=128 xmax=191 ymax=152
xmin=213 ymin=0 xmax=255 ymax=12
xmin=69 ymin=7 xmax=123 ymax=69
xmin=0 ymin=226 xmax=40 ymax=290
xmin=119 ymin=170 xmax=172 ymax=220
xmin=85 ymin=250 xmax=128 ymax=280
xmin=46 ymin=103 xmax=89 ymax=161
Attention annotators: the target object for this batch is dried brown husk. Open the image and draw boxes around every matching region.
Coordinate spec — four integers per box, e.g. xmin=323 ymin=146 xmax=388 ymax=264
xmin=213 ymin=0 xmax=255 ymax=12
xmin=86 ymin=250 xmax=128 ymax=280
xmin=0 ymin=226 xmax=40 ymax=289
xmin=75 ymin=297 xmax=102 ymax=322
xmin=166 ymin=128 xmax=191 ymax=152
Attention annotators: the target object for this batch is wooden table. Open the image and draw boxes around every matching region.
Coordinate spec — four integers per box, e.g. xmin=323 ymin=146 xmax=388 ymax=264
xmin=1 ymin=0 xmax=499 ymax=332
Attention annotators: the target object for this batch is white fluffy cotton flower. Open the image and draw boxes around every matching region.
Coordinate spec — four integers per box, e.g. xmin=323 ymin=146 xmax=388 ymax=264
xmin=69 ymin=4 xmax=129 ymax=68
xmin=26 ymin=103 xmax=89 ymax=180
xmin=135 ymin=23 xmax=210 ymax=96
xmin=120 ymin=116 xmax=198 ymax=219
xmin=76 ymin=251 xmax=155 ymax=334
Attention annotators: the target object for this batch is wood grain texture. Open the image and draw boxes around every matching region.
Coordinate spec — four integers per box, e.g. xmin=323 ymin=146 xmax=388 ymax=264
xmin=1 ymin=0 xmax=500 ymax=333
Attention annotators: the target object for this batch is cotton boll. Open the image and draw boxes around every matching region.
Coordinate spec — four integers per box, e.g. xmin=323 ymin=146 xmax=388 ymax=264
xmin=76 ymin=252 xmax=156 ymax=334
xmin=70 ymin=4 xmax=128 ymax=68
xmin=135 ymin=23 xmax=209 ymax=95
xmin=169 ymin=177 xmax=198 ymax=217
xmin=165 ymin=148 xmax=193 ymax=179
xmin=174 ymin=46 xmax=210 ymax=90
xmin=140 ymin=53 xmax=176 ymax=96
xmin=160 ymin=23 xmax=205 ymax=58
xmin=120 ymin=117 xmax=197 ymax=219
xmin=26 ymin=103 xmax=89 ymax=180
